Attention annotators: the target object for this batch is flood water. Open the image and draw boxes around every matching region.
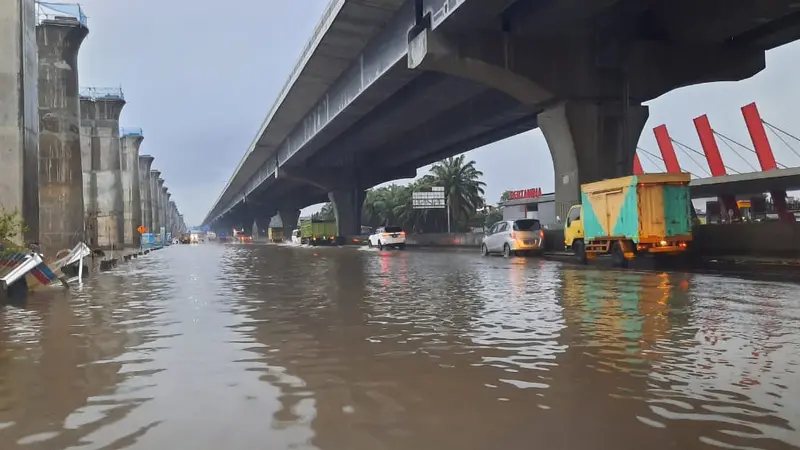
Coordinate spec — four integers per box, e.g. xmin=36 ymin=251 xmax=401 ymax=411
xmin=1 ymin=243 xmax=799 ymax=449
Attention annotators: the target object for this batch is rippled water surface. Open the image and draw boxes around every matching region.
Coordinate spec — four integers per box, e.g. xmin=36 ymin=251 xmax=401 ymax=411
xmin=1 ymin=243 xmax=799 ymax=449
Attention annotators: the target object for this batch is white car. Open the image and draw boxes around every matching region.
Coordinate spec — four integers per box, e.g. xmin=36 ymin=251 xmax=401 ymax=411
xmin=291 ymin=229 xmax=302 ymax=244
xmin=368 ymin=226 xmax=406 ymax=250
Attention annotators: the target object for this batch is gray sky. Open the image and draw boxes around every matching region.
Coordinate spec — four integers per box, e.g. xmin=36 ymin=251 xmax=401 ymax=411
xmin=77 ymin=0 xmax=800 ymax=225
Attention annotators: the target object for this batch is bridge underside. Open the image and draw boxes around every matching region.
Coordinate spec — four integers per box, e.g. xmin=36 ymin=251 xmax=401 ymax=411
xmin=210 ymin=0 xmax=800 ymax=232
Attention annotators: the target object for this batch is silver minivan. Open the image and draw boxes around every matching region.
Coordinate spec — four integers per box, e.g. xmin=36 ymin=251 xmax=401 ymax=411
xmin=481 ymin=219 xmax=545 ymax=257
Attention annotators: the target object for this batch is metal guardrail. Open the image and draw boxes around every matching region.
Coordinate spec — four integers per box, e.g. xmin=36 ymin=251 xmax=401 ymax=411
xmin=79 ymin=86 xmax=124 ymax=101
xmin=36 ymin=2 xmax=87 ymax=27
xmin=120 ymin=127 xmax=143 ymax=137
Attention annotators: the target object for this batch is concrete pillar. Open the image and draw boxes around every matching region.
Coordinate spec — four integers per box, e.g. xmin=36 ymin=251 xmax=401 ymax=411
xmin=81 ymin=95 xmax=125 ymax=249
xmin=538 ymin=100 xmax=649 ymax=219
xmin=168 ymin=201 xmax=177 ymax=236
xmin=329 ymin=188 xmax=365 ymax=236
xmin=79 ymin=97 xmax=96 ymax=246
xmin=149 ymin=170 xmax=161 ymax=234
xmin=120 ymin=133 xmax=143 ymax=247
xmin=156 ymin=177 xmax=164 ymax=236
xmin=278 ymin=208 xmax=300 ymax=241
xmin=163 ymin=188 xmax=170 ymax=237
xmin=0 ymin=0 xmax=39 ymax=245
xmin=138 ymin=155 xmax=154 ymax=232
xmin=36 ymin=18 xmax=88 ymax=256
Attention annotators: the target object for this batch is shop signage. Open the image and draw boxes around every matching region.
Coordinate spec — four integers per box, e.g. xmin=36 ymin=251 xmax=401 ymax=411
xmin=508 ymin=188 xmax=543 ymax=200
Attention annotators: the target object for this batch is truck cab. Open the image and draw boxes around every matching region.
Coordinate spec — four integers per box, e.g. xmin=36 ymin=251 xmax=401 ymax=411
xmin=563 ymin=205 xmax=583 ymax=250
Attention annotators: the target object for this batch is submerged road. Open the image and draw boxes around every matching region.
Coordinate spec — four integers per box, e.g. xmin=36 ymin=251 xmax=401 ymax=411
xmin=0 ymin=244 xmax=799 ymax=449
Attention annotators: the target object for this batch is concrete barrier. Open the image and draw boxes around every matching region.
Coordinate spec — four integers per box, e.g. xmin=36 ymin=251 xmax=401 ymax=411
xmin=404 ymin=229 xmax=566 ymax=252
xmin=692 ymin=222 xmax=800 ymax=258
xmin=405 ymin=233 xmax=484 ymax=247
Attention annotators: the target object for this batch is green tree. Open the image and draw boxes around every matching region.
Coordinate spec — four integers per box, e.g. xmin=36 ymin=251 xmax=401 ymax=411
xmin=312 ymin=202 xmax=335 ymax=221
xmin=429 ymin=155 xmax=486 ymax=231
xmin=500 ymin=191 xmax=511 ymax=203
xmin=0 ymin=206 xmax=25 ymax=245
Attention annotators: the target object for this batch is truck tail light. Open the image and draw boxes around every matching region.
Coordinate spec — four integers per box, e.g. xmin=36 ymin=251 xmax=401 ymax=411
xmin=539 ymin=230 xmax=544 ymax=239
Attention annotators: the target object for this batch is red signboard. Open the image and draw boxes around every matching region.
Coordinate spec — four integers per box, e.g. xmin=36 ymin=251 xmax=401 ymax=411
xmin=507 ymin=188 xmax=542 ymax=200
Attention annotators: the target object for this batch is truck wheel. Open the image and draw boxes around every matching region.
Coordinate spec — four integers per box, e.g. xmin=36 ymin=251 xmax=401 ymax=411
xmin=612 ymin=242 xmax=628 ymax=268
xmin=573 ymin=239 xmax=588 ymax=265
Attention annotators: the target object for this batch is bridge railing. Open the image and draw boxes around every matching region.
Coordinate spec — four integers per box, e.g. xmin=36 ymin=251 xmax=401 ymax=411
xmin=36 ymin=2 xmax=88 ymax=27
xmin=120 ymin=127 xmax=143 ymax=137
xmin=79 ymin=86 xmax=124 ymax=101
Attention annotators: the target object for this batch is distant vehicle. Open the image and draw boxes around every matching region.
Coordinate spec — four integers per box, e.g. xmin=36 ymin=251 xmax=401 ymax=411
xmin=564 ymin=173 xmax=692 ymax=267
xmin=368 ymin=226 xmax=406 ymax=250
xmin=267 ymin=227 xmax=284 ymax=243
xmin=206 ymin=231 xmax=217 ymax=241
xmin=481 ymin=219 xmax=544 ymax=257
xmin=299 ymin=219 xmax=337 ymax=245
xmin=180 ymin=233 xmax=191 ymax=244
xmin=291 ymin=229 xmax=301 ymax=245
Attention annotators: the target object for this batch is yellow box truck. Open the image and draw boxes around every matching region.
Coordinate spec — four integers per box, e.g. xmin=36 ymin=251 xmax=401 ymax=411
xmin=563 ymin=173 xmax=693 ymax=267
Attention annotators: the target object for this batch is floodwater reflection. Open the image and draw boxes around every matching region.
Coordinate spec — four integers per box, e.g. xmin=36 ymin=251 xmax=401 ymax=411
xmin=0 ymin=244 xmax=798 ymax=449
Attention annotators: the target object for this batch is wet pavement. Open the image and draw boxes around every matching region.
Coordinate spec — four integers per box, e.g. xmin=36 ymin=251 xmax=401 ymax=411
xmin=1 ymin=243 xmax=799 ymax=449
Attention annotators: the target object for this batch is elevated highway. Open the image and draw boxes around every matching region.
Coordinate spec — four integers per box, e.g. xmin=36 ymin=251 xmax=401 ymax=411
xmin=205 ymin=0 xmax=800 ymax=236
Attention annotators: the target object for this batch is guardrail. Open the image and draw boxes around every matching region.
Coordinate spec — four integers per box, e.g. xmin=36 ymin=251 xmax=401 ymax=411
xmin=36 ymin=2 xmax=87 ymax=27
xmin=120 ymin=127 xmax=143 ymax=137
xmin=79 ymin=86 xmax=124 ymax=100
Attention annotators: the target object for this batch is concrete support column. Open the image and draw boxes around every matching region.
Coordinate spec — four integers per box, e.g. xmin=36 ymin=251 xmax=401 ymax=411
xmin=162 ymin=187 xmax=170 ymax=238
xmin=328 ymin=188 xmax=365 ymax=237
xmin=36 ymin=18 xmax=88 ymax=256
xmin=0 ymin=0 xmax=39 ymax=245
xmin=155 ymin=177 xmax=165 ymax=236
xmin=167 ymin=201 xmax=175 ymax=236
xmin=538 ymin=100 xmax=649 ymax=219
xmin=149 ymin=170 xmax=161 ymax=235
xmin=121 ymin=133 xmax=143 ymax=247
xmin=86 ymin=97 xmax=126 ymax=250
xmin=79 ymin=98 xmax=96 ymax=246
xmin=278 ymin=208 xmax=300 ymax=240
xmin=138 ymin=155 xmax=154 ymax=233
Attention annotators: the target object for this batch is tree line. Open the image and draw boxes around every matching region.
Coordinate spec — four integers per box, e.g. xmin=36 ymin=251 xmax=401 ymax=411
xmin=312 ymin=156 xmax=505 ymax=233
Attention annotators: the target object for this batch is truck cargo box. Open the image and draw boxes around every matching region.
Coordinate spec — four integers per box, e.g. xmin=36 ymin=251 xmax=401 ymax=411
xmin=581 ymin=173 xmax=692 ymax=244
xmin=300 ymin=219 xmax=337 ymax=243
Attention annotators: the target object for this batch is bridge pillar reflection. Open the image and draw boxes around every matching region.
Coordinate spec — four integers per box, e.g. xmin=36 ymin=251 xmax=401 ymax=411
xmin=329 ymin=187 xmax=365 ymax=237
xmin=539 ymin=101 xmax=649 ymax=219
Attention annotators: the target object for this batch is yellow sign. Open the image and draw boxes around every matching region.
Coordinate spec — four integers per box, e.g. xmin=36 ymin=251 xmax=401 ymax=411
xmin=137 ymin=225 xmax=147 ymax=234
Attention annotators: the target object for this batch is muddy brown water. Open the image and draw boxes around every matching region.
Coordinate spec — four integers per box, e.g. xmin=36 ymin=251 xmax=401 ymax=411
xmin=1 ymin=243 xmax=798 ymax=449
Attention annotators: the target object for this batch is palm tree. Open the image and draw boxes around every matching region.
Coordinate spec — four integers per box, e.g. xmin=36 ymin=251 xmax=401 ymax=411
xmin=429 ymin=156 xmax=486 ymax=231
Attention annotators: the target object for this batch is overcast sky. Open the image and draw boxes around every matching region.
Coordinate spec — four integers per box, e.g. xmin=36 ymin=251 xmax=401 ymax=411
xmin=76 ymin=0 xmax=800 ymax=226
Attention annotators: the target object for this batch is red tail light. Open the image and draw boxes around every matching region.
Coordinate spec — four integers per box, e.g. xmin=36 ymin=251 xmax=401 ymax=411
xmin=539 ymin=230 xmax=544 ymax=239
xmin=400 ymin=231 xmax=405 ymax=236
xmin=510 ymin=232 xmax=516 ymax=239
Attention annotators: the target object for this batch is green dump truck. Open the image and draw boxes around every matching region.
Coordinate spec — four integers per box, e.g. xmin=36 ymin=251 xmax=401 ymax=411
xmin=299 ymin=218 xmax=338 ymax=245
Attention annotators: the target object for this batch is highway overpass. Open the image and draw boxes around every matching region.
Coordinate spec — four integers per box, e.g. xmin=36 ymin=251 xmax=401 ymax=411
xmin=204 ymin=0 xmax=800 ymax=236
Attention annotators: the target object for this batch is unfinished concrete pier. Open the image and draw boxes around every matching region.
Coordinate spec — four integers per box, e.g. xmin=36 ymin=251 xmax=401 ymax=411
xmin=161 ymin=186 xmax=172 ymax=233
xmin=121 ymin=130 xmax=143 ymax=247
xmin=36 ymin=17 xmax=89 ymax=256
xmin=79 ymin=89 xmax=125 ymax=249
xmin=139 ymin=155 xmax=154 ymax=233
xmin=0 ymin=0 xmax=39 ymax=245
xmin=150 ymin=170 xmax=162 ymax=235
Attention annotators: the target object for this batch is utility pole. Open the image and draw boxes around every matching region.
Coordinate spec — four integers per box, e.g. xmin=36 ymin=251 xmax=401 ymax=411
xmin=446 ymin=194 xmax=451 ymax=234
